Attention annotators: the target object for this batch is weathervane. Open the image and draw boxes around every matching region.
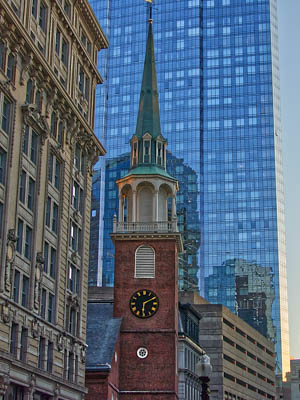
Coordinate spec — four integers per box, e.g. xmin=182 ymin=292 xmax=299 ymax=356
xmin=145 ymin=0 xmax=153 ymax=22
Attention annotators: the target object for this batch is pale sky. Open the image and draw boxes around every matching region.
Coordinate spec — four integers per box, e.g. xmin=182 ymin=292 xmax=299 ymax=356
xmin=278 ymin=0 xmax=300 ymax=360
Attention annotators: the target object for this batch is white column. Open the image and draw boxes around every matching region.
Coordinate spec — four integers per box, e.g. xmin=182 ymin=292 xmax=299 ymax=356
xmin=155 ymin=190 xmax=159 ymax=222
xmin=132 ymin=190 xmax=136 ymax=223
xmin=118 ymin=195 xmax=123 ymax=222
xmin=172 ymin=195 xmax=176 ymax=217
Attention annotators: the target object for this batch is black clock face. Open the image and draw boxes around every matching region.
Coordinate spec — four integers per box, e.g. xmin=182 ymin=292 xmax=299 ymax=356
xmin=129 ymin=289 xmax=159 ymax=319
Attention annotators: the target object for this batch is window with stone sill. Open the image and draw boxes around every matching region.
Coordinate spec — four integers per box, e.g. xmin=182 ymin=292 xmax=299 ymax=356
xmin=45 ymin=196 xmax=59 ymax=234
xmin=7 ymin=0 xmax=22 ymax=17
xmin=16 ymin=218 xmax=33 ymax=260
xmin=23 ymin=125 xmax=39 ymax=164
xmin=68 ymin=262 xmax=80 ymax=294
xmin=48 ymin=151 xmax=61 ymax=190
xmin=74 ymin=144 xmax=85 ymax=175
xmin=47 ymin=341 xmax=54 ymax=372
xmin=55 ymin=27 xmax=69 ymax=67
xmin=38 ymin=337 xmax=46 ymax=369
xmin=50 ymin=113 xmax=64 ymax=146
xmin=77 ymin=64 xmax=90 ymax=103
xmin=10 ymin=322 xmax=18 ymax=356
xmin=0 ymin=93 xmax=12 ymax=135
xmin=43 ymin=241 xmax=56 ymax=278
xmin=32 ymin=0 xmax=48 ymax=33
xmin=19 ymin=170 xmax=36 ymax=211
xmin=69 ymin=220 xmax=82 ymax=254
xmin=80 ymin=26 xmax=92 ymax=56
xmin=71 ymin=180 xmax=84 ymax=213
xmin=0 ymin=147 xmax=7 ymax=185
xmin=20 ymin=327 xmax=28 ymax=362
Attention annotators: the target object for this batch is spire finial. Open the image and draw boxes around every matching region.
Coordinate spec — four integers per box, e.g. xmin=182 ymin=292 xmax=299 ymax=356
xmin=145 ymin=0 xmax=153 ymax=23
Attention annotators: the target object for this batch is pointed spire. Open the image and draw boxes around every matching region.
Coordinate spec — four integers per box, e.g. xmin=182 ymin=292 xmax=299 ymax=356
xmin=135 ymin=18 xmax=162 ymax=139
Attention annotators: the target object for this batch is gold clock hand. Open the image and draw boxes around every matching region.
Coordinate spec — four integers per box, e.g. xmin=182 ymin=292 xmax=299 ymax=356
xmin=142 ymin=297 xmax=156 ymax=311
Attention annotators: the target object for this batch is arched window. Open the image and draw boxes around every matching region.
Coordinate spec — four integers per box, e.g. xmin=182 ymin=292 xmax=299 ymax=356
xmin=135 ymin=245 xmax=155 ymax=278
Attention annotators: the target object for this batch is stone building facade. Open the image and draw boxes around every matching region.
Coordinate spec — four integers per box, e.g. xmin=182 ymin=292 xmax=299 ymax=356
xmin=196 ymin=302 xmax=276 ymax=400
xmin=0 ymin=0 xmax=107 ymax=398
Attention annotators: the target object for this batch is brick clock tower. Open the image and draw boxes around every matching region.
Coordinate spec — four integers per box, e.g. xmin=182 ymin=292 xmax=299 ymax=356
xmin=111 ymin=8 xmax=183 ymax=400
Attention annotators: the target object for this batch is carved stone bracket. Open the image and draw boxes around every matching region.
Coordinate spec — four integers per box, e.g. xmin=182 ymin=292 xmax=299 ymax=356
xmin=20 ymin=52 xmax=34 ymax=86
xmin=31 ymin=319 xmax=40 ymax=338
xmin=80 ymin=345 xmax=86 ymax=363
xmin=1 ymin=301 xmax=11 ymax=324
xmin=56 ymin=333 xmax=64 ymax=351
xmin=0 ymin=373 xmax=10 ymax=396
xmin=21 ymin=104 xmax=49 ymax=145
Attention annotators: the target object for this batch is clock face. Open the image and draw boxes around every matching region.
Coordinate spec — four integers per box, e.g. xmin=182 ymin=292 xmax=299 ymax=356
xmin=129 ymin=289 xmax=159 ymax=319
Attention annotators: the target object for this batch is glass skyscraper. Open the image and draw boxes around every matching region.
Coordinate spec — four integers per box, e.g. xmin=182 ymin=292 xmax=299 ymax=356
xmin=89 ymin=0 xmax=289 ymax=375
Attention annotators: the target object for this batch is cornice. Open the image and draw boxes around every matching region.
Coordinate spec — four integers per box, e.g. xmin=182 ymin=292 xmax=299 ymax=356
xmin=74 ymin=0 xmax=109 ymax=50
xmin=110 ymin=232 xmax=183 ymax=252
xmin=52 ymin=0 xmax=107 ymax=83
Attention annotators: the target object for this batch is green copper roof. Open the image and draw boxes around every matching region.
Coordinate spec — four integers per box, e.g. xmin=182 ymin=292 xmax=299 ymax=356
xmin=135 ymin=21 xmax=162 ymax=139
xmin=123 ymin=165 xmax=176 ymax=181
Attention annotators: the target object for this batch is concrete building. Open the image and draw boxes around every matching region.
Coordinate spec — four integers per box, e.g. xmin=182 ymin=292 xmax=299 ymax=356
xmin=289 ymin=359 xmax=300 ymax=400
xmin=0 ymin=0 xmax=107 ymax=398
xmin=194 ymin=299 xmax=276 ymax=400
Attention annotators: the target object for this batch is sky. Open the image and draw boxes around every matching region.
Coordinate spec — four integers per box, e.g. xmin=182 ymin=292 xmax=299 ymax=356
xmin=277 ymin=0 xmax=300 ymax=360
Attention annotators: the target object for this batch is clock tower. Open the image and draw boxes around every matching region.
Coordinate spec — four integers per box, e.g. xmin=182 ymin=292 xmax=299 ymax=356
xmin=111 ymin=8 xmax=182 ymax=400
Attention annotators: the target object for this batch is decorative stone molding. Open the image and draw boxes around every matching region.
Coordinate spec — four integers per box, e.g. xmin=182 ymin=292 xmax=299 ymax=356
xmin=56 ymin=333 xmax=64 ymax=351
xmin=21 ymin=104 xmax=49 ymax=145
xmin=1 ymin=301 xmax=11 ymax=324
xmin=20 ymin=52 xmax=34 ymax=86
xmin=0 ymin=373 xmax=9 ymax=396
xmin=5 ymin=229 xmax=17 ymax=293
xmin=31 ymin=318 xmax=40 ymax=338
xmin=33 ymin=253 xmax=44 ymax=311
xmin=80 ymin=345 xmax=86 ymax=363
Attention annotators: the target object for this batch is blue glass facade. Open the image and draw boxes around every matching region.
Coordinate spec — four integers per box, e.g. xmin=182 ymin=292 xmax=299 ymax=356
xmin=89 ymin=0 xmax=289 ymax=374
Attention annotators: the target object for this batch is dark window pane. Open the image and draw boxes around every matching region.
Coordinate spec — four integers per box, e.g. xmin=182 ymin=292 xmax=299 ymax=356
xmin=27 ymin=177 xmax=35 ymax=210
xmin=16 ymin=219 xmax=23 ymax=253
xmin=0 ymin=147 xmax=7 ymax=184
xmin=13 ymin=270 xmax=20 ymax=303
xmin=7 ymin=53 xmax=15 ymax=81
xmin=23 ymin=125 xmax=29 ymax=155
xmin=26 ymin=79 xmax=32 ymax=103
xmin=31 ymin=130 xmax=38 ymax=164
xmin=41 ymin=288 xmax=46 ymax=318
xmin=20 ymin=327 xmax=28 ymax=361
xmin=21 ymin=276 xmax=29 ymax=307
xmin=2 ymin=97 xmax=11 ymax=133
xmin=24 ymin=225 xmax=32 ymax=259
xmin=19 ymin=170 xmax=26 ymax=203
xmin=45 ymin=197 xmax=51 ymax=227
xmin=10 ymin=323 xmax=18 ymax=355
xmin=39 ymin=3 xmax=47 ymax=31
xmin=48 ymin=293 xmax=54 ymax=323
xmin=44 ymin=242 xmax=49 ymax=273
xmin=50 ymin=247 xmax=56 ymax=278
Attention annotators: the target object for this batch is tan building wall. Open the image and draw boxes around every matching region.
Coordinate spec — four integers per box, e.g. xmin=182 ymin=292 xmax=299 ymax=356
xmin=195 ymin=303 xmax=276 ymax=400
xmin=0 ymin=0 xmax=107 ymax=398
